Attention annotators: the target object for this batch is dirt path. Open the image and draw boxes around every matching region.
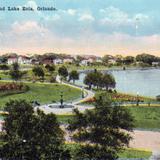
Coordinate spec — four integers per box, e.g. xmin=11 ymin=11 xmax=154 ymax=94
xmin=130 ymin=130 xmax=160 ymax=152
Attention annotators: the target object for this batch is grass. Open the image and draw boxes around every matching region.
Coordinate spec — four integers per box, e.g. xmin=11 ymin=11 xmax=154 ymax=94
xmin=56 ymin=105 xmax=160 ymax=130
xmin=65 ymin=143 xmax=152 ymax=159
xmin=0 ymin=82 xmax=81 ymax=109
xmin=125 ymin=105 xmax=160 ymax=130
xmin=119 ymin=148 xmax=152 ymax=159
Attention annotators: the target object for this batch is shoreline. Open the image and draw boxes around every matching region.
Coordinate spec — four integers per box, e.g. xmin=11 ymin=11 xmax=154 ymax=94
xmin=78 ymin=66 xmax=160 ymax=73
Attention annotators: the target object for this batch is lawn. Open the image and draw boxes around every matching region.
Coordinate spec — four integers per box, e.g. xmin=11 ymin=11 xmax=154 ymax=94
xmin=56 ymin=106 xmax=160 ymax=130
xmin=65 ymin=143 xmax=152 ymax=159
xmin=125 ymin=106 xmax=160 ymax=130
xmin=0 ymin=82 xmax=81 ymax=109
xmin=118 ymin=148 xmax=152 ymax=159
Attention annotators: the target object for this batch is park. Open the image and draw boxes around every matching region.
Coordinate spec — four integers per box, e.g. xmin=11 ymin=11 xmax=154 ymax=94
xmin=0 ymin=61 xmax=160 ymax=159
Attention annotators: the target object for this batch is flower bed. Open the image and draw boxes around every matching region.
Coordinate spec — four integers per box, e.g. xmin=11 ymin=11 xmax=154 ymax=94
xmin=0 ymin=83 xmax=29 ymax=97
xmin=111 ymin=92 xmax=154 ymax=102
xmin=82 ymin=92 xmax=155 ymax=104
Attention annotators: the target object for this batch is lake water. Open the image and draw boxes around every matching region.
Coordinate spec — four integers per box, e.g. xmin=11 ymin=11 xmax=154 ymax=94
xmin=76 ymin=69 xmax=160 ymax=98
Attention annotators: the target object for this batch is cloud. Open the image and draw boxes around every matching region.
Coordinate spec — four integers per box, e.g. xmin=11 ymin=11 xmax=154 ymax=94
xmin=11 ymin=21 xmax=48 ymax=35
xmin=67 ymin=9 xmax=77 ymax=16
xmin=100 ymin=6 xmax=149 ymax=27
xmin=78 ymin=13 xmax=95 ymax=22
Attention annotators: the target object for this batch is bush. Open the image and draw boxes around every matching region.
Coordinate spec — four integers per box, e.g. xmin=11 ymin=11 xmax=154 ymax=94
xmin=50 ymin=76 xmax=56 ymax=83
xmin=156 ymin=95 xmax=160 ymax=101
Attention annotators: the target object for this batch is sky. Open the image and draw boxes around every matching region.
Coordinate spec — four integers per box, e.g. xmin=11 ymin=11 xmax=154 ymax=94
xmin=0 ymin=0 xmax=160 ymax=56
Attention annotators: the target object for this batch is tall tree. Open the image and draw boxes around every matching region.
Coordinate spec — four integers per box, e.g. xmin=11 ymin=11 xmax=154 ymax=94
xmin=45 ymin=64 xmax=55 ymax=75
xmin=69 ymin=70 xmax=79 ymax=83
xmin=32 ymin=66 xmax=45 ymax=80
xmin=102 ymin=73 xmax=116 ymax=90
xmin=68 ymin=93 xmax=134 ymax=160
xmin=123 ymin=56 xmax=135 ymax=65
xmin=58 ymin=66 xmax=68 ymax=80
xmin=136 ymin=53 xmax=156 ymax=65
xmin=9 ymin=62 xmax=22 ymax=81
xmin=0 ymin=100 xmax=70 ymax=159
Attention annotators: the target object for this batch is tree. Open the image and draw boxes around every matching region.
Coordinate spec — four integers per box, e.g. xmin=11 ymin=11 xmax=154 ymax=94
xmin=102 ymin=55 xmax=110 ymax=64
xmin=9 ymin=62 xmax=22 ymax=81
xmin=0 ymin=64 xmax=9 ymax=71
xmin=84 ymin=71 xmax=103 ymax=89
xmin=136 ymin=53 xmax=156 ymax=65
xmin=0 ymin=100 xmax=70 ymax=159
xmin=58 ymin=66 xmax=68 ymax=79
xmin=69 ymin=70 xmax=79 ymax=83
xmin=32 ymin=66 xmax=45 ymax=80
xmin=84 ymin=71 xmax=116 ymax=90
xmin=123 ymin=56 xmax=134 ymax=65
xmin=68 ymin=93 xmax=134 ymax=160
xmin=102 ymin=73 xmax=116 ymax=90
xmin=45 ymin=64 xmax=55 ymax=75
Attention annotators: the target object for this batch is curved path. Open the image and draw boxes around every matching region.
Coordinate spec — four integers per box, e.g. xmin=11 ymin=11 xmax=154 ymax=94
xmin=35 ymin=75 xmax=95 ymax=115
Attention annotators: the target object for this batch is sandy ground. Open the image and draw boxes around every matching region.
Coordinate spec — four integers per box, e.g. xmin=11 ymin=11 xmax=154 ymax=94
xmin=1 ymin=120 xmax=160 ymax=153
xmin=130 ymin=130 xmax=160 ymax=152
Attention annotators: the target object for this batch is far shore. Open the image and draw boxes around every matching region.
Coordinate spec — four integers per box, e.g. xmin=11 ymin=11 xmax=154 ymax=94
xmin=78 ymin=66 xmax=160 ymax=73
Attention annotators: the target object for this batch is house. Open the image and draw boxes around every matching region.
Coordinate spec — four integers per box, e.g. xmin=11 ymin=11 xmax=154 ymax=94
xmin=80 ymin=59 xmax=94 ymax=66
xmin=108 ymin=58 xmax=116 ymax=64
xmin=7 ymin=56 xmax=18 ymax=65
xmin=152 ymin=62 xmax=159 ymax=66
xmin=95 ymin=57 xmax=103 ymax=63
xmin=63 ymin=58 xmax=74 ymax=64
xmin=31 ymin=58 xmax=40 ymax=65
xmin=53 ymin=58 xmax=63 ymax=65
xmin=18 ymin=55 xmax=31 ymax=64
xmin=42 ymin=58 xmax=53 ymax=65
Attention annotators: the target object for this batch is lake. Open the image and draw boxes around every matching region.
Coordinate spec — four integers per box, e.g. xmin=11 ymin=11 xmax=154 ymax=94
xmin=76 ymin=69 xmax=160 ymax=98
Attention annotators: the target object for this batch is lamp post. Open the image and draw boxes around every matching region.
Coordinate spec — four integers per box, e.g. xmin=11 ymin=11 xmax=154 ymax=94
xmin=136 ymin=92 xmax=139 ymax=106
xmin=60 ymin=91 xmax=64 ymax=108
xmin=82 ymin=87 xmax=85 ymax=98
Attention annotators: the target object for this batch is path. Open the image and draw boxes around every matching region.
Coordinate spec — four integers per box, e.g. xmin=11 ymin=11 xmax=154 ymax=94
xmin=130 ymin=130 xmax=160 ymax=159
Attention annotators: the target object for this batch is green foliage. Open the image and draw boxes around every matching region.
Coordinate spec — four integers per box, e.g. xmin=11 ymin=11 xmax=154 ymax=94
xmin=123 ymin=56 xmax=135 ymax=65
xmin=136 ymin=53 xmax=157 ymax=65
xmin=69 ymin=70 xmax=79 ymax=83
xmin=0 ymin=100 xmax=70 ymax=159
xmin=32 ymin=66 xmax=45 ymax=79
xmin=58 ymin=66 xmax=68 ymax=79
xmin=84 ymin=70 xmax=116 ymax=90
xmin=45 ymin=64 xmax=55 ymax=74
xmin=68 ymin=94 xmax=134 ymax=159
xmin=65 ymin=143 xmax=152 ymax=159
xmin=9 ymin=63 xmax=23 ymax=81
xmin=0 ymin=64 xmax=9 ymax=70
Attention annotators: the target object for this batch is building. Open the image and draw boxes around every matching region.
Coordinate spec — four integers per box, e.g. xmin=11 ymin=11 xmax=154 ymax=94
xmin=152 ymin=62 xmax=159 ymax=66
xmin=42 ymin=58 xmax=53 ymax=65
xmin=80 ymin=59 xmax=94 ymax=66
xmin=7 ymin=56 xmax=18 ymax=65
xmin=18 ymin=56 xmax=31 ymax=64
xmin=53 ymin=58 xmax=63 ymax=65
xmin=63 ymin=58 xmax=74 ymax=64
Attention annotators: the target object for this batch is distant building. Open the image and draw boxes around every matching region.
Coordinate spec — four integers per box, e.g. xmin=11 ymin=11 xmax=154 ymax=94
xmin=95 ymin=58 xmax=103 ymax=63
xmin=31 ymin=58 xmax=40 ymax=65
xmin=18 ymin=55 xmax=31 ymax=64
xmin=42 ymin=58 xmax=53 ymax=65
xmin=80 ymin=59 xmax=94 ymax=66
xmin=63 ymin=58 xmax=74 ymax=63
xmin=53 ymin=58 xmax=63 ymax=65
xmin=152 ymin=62 xmax=159 ymax=66
xmin=7 ymin=56 xmax=18 ymax=65
xmin=108 ymin=58 xmax=116 ymax=64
